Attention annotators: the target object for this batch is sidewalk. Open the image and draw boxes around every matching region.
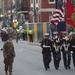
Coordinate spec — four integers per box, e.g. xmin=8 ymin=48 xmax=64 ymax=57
xmin=0 ymin=38 xmax=41 ymax=46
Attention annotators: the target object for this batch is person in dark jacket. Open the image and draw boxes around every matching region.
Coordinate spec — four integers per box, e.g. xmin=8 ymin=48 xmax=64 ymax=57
xmin=41 ymin=33 xmax=53 ymax=70
xmin=1 ymin=29 xmax=8 ymax=42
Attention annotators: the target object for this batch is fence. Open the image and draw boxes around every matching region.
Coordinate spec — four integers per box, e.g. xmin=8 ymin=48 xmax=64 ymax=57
xmin=22 ymin=22 xmax=51 ymax=42
xmin=18 ymin=21 xmax=66 ymax=42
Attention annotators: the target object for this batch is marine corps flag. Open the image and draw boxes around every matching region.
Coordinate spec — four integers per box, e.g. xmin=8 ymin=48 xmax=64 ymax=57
xmin=66 ymin=0 xmax=75 ymax=28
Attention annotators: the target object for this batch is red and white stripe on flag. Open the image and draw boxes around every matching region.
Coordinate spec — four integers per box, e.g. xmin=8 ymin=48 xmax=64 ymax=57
xmin=50 ymin=6 xmax=64 ymax=26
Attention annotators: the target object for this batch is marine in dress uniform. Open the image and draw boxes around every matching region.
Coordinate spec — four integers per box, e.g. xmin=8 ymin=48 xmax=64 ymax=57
xmin=41 ymin=33 xmax=53 ymax=70
xmin=61 ymin=31 xmax=71 ymax=69
xmin=3 ymin=35 xmax=16 ymax=75
xmin=52 ymin=40 xmax=61 ymax=70
xmin=52 ymin=32 xmax=61 ymax=69
xmin=70 ymin=31 xmax=75 ymax=67
xmin=62 ymin=40 xmax=71 ymax=69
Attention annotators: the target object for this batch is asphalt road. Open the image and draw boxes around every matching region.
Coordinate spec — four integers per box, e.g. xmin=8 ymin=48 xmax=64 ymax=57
xmin=0 ymin=40 xmax=75 ymax=75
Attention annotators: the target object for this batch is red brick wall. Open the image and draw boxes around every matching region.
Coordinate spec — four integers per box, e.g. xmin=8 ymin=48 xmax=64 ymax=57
xmin=29 ymin=0 xmax=56 ymax=22
xmin=38 ymin=12 xmax=52 ymax=22
xmin=28 ymin=0 xmax=30 ymax=11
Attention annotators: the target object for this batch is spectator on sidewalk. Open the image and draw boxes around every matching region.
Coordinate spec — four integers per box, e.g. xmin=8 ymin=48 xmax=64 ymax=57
xmin=28 ymin=28 xmax=33 ymax=43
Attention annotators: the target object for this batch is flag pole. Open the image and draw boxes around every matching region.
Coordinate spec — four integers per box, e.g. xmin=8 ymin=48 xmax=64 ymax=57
xmin=63 ymin=0 xmax=67 ymax=32
xmin=64 ymin=0 xmax=67 ymax=31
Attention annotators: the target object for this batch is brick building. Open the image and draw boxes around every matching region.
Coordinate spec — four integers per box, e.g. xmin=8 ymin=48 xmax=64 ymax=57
xmin=1 ymin=0 xmax=56 ymax=22
xmin=29 ymin=0 xmax=55 ymax=22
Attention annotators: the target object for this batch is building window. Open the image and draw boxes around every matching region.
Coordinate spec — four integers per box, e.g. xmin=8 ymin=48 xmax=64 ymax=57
xmin=49 ymin=0 xmax=54 ymax=2
xmin=49 ymin=0 xmax=55 ymax=4
xmin=49 ymin=0 xmax=55 ymax=2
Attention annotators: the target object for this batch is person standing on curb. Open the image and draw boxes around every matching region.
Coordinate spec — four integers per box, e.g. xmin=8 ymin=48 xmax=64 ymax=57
xmin=16 ymin=28 xmax=20 ymax=43
xmin=28 ymin=28 xmax=33 ymax=43
xmin=3 ymin=35 xmax=16 ymax=75
xmin=21 ymin=28 xmax=26 ymax=41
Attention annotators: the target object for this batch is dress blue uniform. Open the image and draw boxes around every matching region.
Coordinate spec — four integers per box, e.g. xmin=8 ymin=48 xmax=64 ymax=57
xmin=61 ymin=41 xmax=71 ymax=69
xmin=41 ymin=33 xmax=53 ymax=70
xmin=70 ymin=32 xmax=75 ymax=67
xmin=60 ymin=31 xmax=71 ymax=69
xmin=53 ymin=41 xmax=61 ymax=70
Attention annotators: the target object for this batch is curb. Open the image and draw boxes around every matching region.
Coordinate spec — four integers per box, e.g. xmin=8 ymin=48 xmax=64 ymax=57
xmin=20 ymin=41 xmax=40 ymax=46
xmin=27 ymin=43 xmax=40 ymax=46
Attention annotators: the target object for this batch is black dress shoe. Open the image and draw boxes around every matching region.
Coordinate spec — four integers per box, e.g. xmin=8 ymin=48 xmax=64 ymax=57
xmin=5 ymin=71 xmax=8 ymax=75
xmin=9 ymin=72 xmax=13 ymax=75
xmin=68 ymin=66 xmax=71 ymax=69
xmin=55 ymin=67 xmax=58 ymax=70
xmin=48 ymin=66 xmax=50 ymax=69
xmin=45 ymin=68 xmax=48 ymax=70
xmin=65 ymin=67 xmax=68 ymax=69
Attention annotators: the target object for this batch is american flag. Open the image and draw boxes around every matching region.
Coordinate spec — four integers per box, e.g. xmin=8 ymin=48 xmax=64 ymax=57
xmin=50 ymin=0 xmax=64 ymax=26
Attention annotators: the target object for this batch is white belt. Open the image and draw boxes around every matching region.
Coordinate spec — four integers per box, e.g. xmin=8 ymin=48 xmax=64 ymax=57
xmin=43 ymin=45 xmax=50 ymax=48
xmin=55 ymin=49 xmax=59 ymax=52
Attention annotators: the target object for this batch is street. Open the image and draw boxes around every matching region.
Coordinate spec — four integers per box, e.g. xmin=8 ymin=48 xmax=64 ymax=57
xmin=0 ymin=40 xmax=75 ymax=75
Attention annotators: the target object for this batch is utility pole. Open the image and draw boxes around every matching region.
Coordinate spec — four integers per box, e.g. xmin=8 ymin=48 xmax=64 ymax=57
xmin=33 ymin=0 xmax=36 ymax=22
xmin=15 ymin=0 xmax=18 ymax=19
xmin=11 ymin=0 xmax=13 ymax=21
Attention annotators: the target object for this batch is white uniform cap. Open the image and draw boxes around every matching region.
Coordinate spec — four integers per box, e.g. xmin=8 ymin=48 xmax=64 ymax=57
xmin=44 ymin=33 xmax=49 ymax=36
xmin=53 ymin=32 xmax=58 ymax=34
xmin=62 ymin=31 xmax=67 ymax=34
